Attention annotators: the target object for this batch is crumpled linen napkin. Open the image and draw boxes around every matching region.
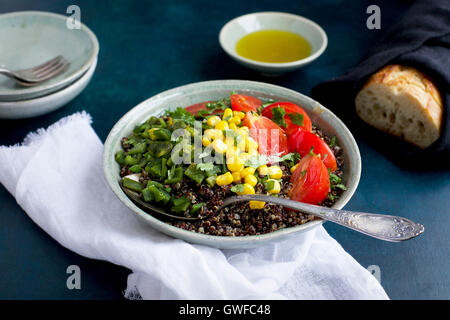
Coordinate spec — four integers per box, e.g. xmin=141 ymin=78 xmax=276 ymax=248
xmin=0 ymin=112 xmax=388 ymax=300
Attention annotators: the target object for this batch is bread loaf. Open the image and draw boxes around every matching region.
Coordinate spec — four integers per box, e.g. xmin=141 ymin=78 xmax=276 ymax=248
xmin=355 ymin=64 xmax=443 ymax=149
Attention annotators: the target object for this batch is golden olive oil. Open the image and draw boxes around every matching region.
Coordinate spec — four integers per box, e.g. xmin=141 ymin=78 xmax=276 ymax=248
xmin=236 ymin=30 xmax=311 ymax=63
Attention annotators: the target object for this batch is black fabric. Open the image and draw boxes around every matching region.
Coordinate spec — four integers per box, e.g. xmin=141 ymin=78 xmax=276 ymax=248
xmin=311 ymin=0 xmax=450 ymax=169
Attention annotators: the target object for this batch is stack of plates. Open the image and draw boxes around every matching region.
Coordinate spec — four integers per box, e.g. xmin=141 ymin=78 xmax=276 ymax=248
xmin=0 ymin=11 xmax=99 ymax=119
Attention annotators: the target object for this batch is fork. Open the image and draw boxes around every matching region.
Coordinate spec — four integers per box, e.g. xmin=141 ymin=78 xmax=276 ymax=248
xmin=0 ymin=56 xmax=70 ymax=86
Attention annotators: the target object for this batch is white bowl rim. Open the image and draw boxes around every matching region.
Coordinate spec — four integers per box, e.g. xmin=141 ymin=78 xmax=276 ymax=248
xmin=219 ymin=11 xmax=328 ymax=68
xmin=103 ymin=80 xmax=361 ymax=248
xmin=0 ymin=10 xmax=99 ymax=100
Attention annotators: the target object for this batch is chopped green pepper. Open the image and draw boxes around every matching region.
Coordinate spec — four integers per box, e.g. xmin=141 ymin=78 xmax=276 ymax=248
xmin=122 ymin=178 xmax=143 ymax=192
xmin=141 ymin=187 xmax=153 ymax=202
xmin=147 ymin=185 xmax=170 ymax=204
xmin=164 ymin=166 xmax=183 ymax=184
xmin=149 ymin=141 xmax=173 ymax=158
xmin=129 ymin=165 xmax=142 ymax=173
xmin=124 ymin=155 xmax=139 ymax=166
xmin=171 ymin=196 xmax=191 ymax=213
xmin=184 ymin=164 xmax=206 ymax=184
xmin=128 ymin=142 xmax=147 ymax=155
xmin=115 ymin=150 xmax=125 ymax=165
xmin=190 ymin=203 xmax=205 ymax=215
xmin=147 ymin=161 xmax=162 ymax=178
xmin=161 ymin=158 xmax=167 ymax=178
xmin=206 ymin=175 xmax=216 ymax=187
xmin=149 ymin=128 xmax=172 ymax=141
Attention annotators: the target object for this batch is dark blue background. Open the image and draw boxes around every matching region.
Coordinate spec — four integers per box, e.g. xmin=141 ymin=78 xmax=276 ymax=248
xmin=0 ymin=0 xmax=449 ymax=299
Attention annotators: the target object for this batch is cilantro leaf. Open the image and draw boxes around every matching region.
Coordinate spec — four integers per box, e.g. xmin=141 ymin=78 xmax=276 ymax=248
xmin=288 ymin=112 xmax=304 ymax=126
xmin=166 ymin=107 xmax=196 ymax=125
xmin=231 ymin=184 xmax=245 ymax=193
xmin=278 ymin=152 xmax=300 ymax=163
xmin=244 ymin=154 xmax=269 ymax=169
xmin=264 ymin=180 xmax=275 ymax=191
xmin=271 ymin=106 xmax=286 ymax=128
xmin=335 ymin=184 xmax=347 ymax=190
xmin=329 ymin=136 xmax=337 ymax=147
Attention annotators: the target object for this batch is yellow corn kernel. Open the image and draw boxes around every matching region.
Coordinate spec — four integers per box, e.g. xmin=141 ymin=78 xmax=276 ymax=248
xmin=202 ymin=137 xmax=211 ymax=147
xmin=239 ymin=152 xmax=251 ymax=163
xmin=249 ymin=201 xmax=265 ymax=210
xmin=229 ymin=115 xmax=242 ymax=125
xmin=215 ymin=120 xmax=229 ymax=131
xmin=216 ymin=172 xmax=233 ymax=186
xmin=212 ymin=139 xmax=227 ymax=154
xmin=236 ymin=183 xmax=255 ymax=195
xmin=223 ymin=108 xmax=233 ymax=120
xmin=240 ymin=126 xmax=249 ymax=133
xmin=204 ymin=129 xmax=223 ymax=141
xmin=240 ymin=167 xmax=256 ymax=178
xmin=268 ymin=166 xmax=283 ymax=179
xmin=232 ymin=171 xmax=242 ymax=183
xmin=257 ymin=165 xmax=269 ymax=176
xmin=244 ymin=174 xmax=258 ymax=187
xmin=267 ymin=179 xmax=281 ymax=194
xmin=233 ymin=111 xmax=246 ymax=120
xmin=236 ymin=127 xmax=249 ymax=138
xmin=207 ymin=115 xmax=221 ymax=127
xmin=236 ymin=137 xmax=247 ymax=151
xmin=227 ymin=154 xmax=244 ymax=172
xmin=246 ymin=137 xmax=258 ymax=154
xmin=225 ymin=145 xmax=239 ymax=158
xmin=290 ymin=163 xmax=299 ymax=173
xmin=148 ymin=128 xmax=158 ymax=140
xmin=229 ymin=122 xmax=237 ymax=131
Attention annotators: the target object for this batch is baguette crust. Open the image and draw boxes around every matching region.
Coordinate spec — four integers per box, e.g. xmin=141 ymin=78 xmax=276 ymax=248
xmin=355 ymin=64 xmax=443 ymax=148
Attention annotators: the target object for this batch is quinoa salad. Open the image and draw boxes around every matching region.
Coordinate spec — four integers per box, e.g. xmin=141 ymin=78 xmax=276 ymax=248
xmin=115 ymin=93 xmax=346 ymax=236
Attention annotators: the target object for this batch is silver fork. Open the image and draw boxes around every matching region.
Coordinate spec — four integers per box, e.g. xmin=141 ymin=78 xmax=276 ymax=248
xmin=0 ymin=56 xmax=70 ymax=86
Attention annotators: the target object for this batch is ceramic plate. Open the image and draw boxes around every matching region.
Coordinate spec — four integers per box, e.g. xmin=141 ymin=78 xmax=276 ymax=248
xmin=103 ymin=80 xmax=361 ymax=249
xmin=0 ymin=58 xmax=97 ymax=119
xmin=0 ymin=11 xmax=99 ymax=101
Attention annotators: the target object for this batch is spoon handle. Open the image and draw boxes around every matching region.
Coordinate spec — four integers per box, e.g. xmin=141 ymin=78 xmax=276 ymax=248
xmin=222 ymin=195 xmax=424 ymax=242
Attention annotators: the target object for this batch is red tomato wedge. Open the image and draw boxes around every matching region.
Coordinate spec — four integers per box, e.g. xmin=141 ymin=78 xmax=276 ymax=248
xmin=242 ymin=112 xmax=288 ymax=157
xmin=231 ymin=94 xmax=262 ymax=112
xmin=289 ymin=154 xmax=330 ymax=205
xmin=261 ymin=102 xmax=312 ymax=135
xmin=287 ymin=129 xmax=337 ymax=172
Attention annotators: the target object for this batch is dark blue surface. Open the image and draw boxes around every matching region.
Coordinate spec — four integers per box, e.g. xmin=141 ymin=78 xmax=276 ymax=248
xmin=0 ymin=0 xmax=448 ymax=299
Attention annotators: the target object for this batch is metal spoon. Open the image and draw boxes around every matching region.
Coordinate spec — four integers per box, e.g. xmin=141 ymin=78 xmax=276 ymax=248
xmin=222 ymin=195 xmax=424 ymax=242
xmin=121 ymin=177 xmax=424 ymax=241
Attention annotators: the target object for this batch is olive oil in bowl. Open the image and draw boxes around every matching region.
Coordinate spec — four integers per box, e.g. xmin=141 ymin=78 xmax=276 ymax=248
xmin=235 ymin=30 xmax=311 ymax=63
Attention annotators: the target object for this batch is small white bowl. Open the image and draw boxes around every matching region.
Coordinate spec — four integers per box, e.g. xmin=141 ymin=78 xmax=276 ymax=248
xmin=0 ymin=58 xmax=97 ymax=119
xmin=219 ymin=12 xmax=327 ymax=75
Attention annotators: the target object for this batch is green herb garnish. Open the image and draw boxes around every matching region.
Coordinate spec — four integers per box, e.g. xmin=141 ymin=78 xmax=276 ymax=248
xmin=231 ymin=184 xmax=245 ymax=193
xmin=271 ymin=106 xmax=286 ymax=127
xmin=288 ymin=112 xmax=304 ymax=126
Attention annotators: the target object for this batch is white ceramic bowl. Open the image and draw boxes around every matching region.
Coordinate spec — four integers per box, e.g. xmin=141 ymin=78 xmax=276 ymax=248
xmin=0 ymin=58 xmax=97 ymax=119
xmin=219 ymin=12 xmax=327 ymax=75
xmin=103 ymin=80 xmax=361 ymax=249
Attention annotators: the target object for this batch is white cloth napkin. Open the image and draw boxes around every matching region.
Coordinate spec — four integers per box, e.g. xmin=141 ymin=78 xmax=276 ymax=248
xmin=0 ymin=112 xmax=388 ymax=300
